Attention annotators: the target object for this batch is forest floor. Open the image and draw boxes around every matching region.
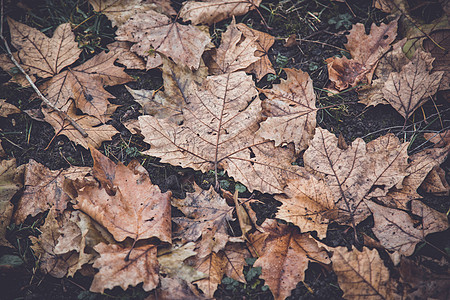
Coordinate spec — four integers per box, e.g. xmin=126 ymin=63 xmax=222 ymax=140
xmin=0 ymin=0 xmax=449 ymax=299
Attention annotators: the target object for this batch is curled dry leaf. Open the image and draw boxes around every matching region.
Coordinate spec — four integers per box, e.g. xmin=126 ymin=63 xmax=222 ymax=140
xmin=248 ymin=219 xmax=330 ymax=300
xmin=73 ymin=148 xmax=171 ymax=243
xmin=383 ymin=49 xmax=444 ymax=119
xmin=90 ymin=242 xmax=159 ymax=293
xmin=180 ymin=0 xmax=262 ymax=25
xmin=42 ymin=50 xmax=133 ymax=123
xmin=172 ymin=184 xmax=233 ymax=258
xmin=6 ymin=17 xmax=81 ymax=79
xmin=420 ymin=166 xmax=450 ymax=196
xmin=107 ymin=41 xmax=146 ymax=70
xmin=116 ymin=10 xmax=210 ymax=70
xmin=42 ymin=100 xmax=119 ymax=149
xmin=88 ymin=0 xmax=176 ymax=27
xmin=366 ymin=200 xmax=449 ymax=256
xmin=13 ymin=159 xmax=90 ymax=224
xmin=330 ymin=246 xmax=397 ymax=300
xmin=257 ymin=68 xmax=317 ymax=153
xmin=0 ymin=100 xmax=20 ymax=117
xmin=139 ymin=71 xmax=302 ymax=194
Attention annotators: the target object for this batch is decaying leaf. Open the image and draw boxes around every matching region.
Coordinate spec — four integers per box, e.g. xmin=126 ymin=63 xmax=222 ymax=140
xmin=0 ymin=52 xmax=36 ymax=86
xmin=107 ymin=41 xmax=146 ymax=70
xmin=383 ymin=49 xmax=444 ymax=119
xmin=6 ymin=17 xmax=81 ymax=79
xmin=423 ymin=29 xmax=449 ymax=92
xmin=0 ymin=100 xmax=20 ymax=117
xmin=420 ymin=166 xmax=450 ymax=196
xmin=73 ymin=148 xmax=172 ymax=243
xmin=257 ymin=68 xmax=317 ymax=153
xmin=116 ymin=10 xmax=210 ymax=70
xmin=42 ymin=50 xmax=132 ymax=122
xmin=366 ymin=200 xmax=449 ymax=256
xmin=90 ymin=242 xmax=159 ymax=292
xmin=180 ymin=0 xmax=262 ymax=25
xmin=330 ymin=246 xmax=397 ymax=299
xmin=13 ymin=160 xmax=89 ymax=224
xmin=248 ymin=219 xmax=330 ymax=300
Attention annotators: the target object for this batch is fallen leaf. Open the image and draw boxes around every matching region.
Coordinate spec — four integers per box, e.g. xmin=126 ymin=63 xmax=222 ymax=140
xmin=248 ymin=219 xmax=330 ymax=300
xmin=420 ymin=166 xmax=450 ymax=196
xmin=172 ymin=184 xmax=233 ymax=258
xmin=366 ymin=200 xmax=449 ymax=256
xmin=383 ymin=49 xmax=444 ymax=119
xmin=73 ymin=148 xmax=172 ymax=243
xmin=13 ymin=160 xmax=89 ymax=224
xmin=146 ymin=277 xmax=206 ymax=300
xmin=330 ymin=246 xmax=397 ymax=299
xmin=0 ymin=100 xmax=20 ymax=117
xmin=423 ymin=29 xmax=450 ymax=92
xmin=90 ymin=242 xmax=159 ymax=293
xmin=107 ymin=41 xmax=146 ymax=70
xmin=257 ymin=68 xmax=317 ymax=153
xmin=42 ymin=50 xmax=133 ymax=122
xmin=0 ymin=53 xmax=36 ymax=87
xmin=180 ymin=0 xmax=262 ymax=25
xmin=424 ymin=129 xmax=450 ymax=147
xmin=139 ymin=71 xmax=302 ymax=194
xmin=88 ymin=0 xmax=176 ymax=27
xmin=7 ymin=17 xmax=81 ymax=78
xmin=42 ymin=100 xmax=119 ymax=149
xmin=116 ymin=10 xmax=210 ymax=69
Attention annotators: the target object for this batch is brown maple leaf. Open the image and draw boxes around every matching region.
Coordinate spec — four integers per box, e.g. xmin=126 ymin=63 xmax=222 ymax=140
xmin=257 ymin=68 xmax=317 ymax=153
xmin=420 ymin=166 xmax=450 ymax=196
xmin=116 ymin=10 xmax=210 ymax=70
xmin=90 ymin=242 xmax=159 ymax=292
xmin=423 ymin=29 xmax=450 ymax=92
xmin=248 ymin=219 xmax=330 ymax=300
xmin=72 ymin=148 xmax=171 ymax=243
xmin=6 ymin=17 xmax=81 ymax=79
xmin=147 ymin=277 xmax=206 ymax=300
xmin=107 ymin=41 xmax=146 ymax=70
xmin=383 ymin=49 xmax=444 ymax=119
xmin=139 ymin=71 xmax=302 ymax=194
xmin=180 ymin=0 xmax=262 ymax=25
xmin=42 ymin=50 xmax=133 ymax=123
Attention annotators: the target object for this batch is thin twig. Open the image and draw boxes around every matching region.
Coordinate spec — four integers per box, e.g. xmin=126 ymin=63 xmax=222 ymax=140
xmin=0 ymin=0 xmax=88 ymax=138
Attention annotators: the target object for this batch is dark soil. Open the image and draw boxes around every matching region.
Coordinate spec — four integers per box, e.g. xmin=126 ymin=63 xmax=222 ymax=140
xmin=1 ymin=0 xmax=449 ymax=299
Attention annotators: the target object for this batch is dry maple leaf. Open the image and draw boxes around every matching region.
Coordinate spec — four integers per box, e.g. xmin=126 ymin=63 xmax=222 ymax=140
xmin=6 ymin=17 xmax=81 ymax=79
xmin=13 ymin=160 xmax=90 ymax=224
xmin=116 ymin=10 xmax=210 ymax=70
xmin=330 ymin=246 xmax=397 ymax=300
xmin=366 ymin=200 xmax=449 ymax=256
xmin=107 ymin=41 xmax=146 ymax=70
xmin=72 ymin=148 xmax=171 ymax=243
xmin=248 ymin=219 xmax=330 ymax=300
xmin=147 ymin=277 xmax=206 ymax=300
xmin=383 ymin=49 xmax=444 ymax=119
xmin=90 ymin=242 xmax=159 ymax=293
xmin=180 ymin=0 xmax=262 ymax=25
xmin=42 ymin=100 xmax=119 ymax=149
xmin=0 ymin=52 xmax=36 ymax=87
xmin=0 ymin=100 xmax=20 ymax=117
xmin=326 ymin=18 xmax=398 ymax=91
xmin=423 ymin=29 xmax=450 ymax=92
xmin=42 ymin=50 xmax=132 ymax=123
xmin=257 ymin=68 xmax=317 ymax=153
xmin=89 ymin=0 xmax=176 ymax=27
xmin=303 ymin=128 xmax=409 ymax=225
xmin=139 ymin=71 xmax=301 ymax=194
xmin=172 ymin=183 xmax=233 ymax=258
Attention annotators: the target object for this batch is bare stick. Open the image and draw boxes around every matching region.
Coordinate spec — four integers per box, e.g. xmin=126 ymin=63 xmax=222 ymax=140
xmin=0 ymin=0 xmax=88 ymax=138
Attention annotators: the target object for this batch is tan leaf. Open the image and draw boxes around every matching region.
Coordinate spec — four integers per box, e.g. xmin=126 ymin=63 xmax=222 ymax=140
xmin=304 ymin=128 xmax=408 ymax=224
xmin=30 ymin=209 xmax=79 ymax=278
xmin=331 ymin=246 xmax=397 ymax=299
xmin=326 ymin=56 xmax=368 ymax=91
xmin=172 ymin=184 xmax=233 ymax=258
xmin=7 ymin=18 xmax=81 ymax=78
xmin=42 ymin=50 xmax=132 ymax=122
xmin=42 ymin=100 xmax=119 ymax=149
xmin=0 ymin=100 xmax=20 ymax=117
xmin=107 ymin=41 xmax=146 ymax=70
xmin=383 ymin=49 xmax=444 ymax=119
xmin=88 ymin=0 xmax=176 ymax=27
xmin=424 ymin=129 xmax=450 ymax=147
xmin=208 ymin=19 xmax=260 ymax=75
xmin=116 ymin=10 xmax=210 ymax=70
xmin=248 ymin=219 xmax=330 ymax=300
xmin=257 ymin=68 xmax=317 ymax=153
xmin=236 ymin=23 xmax=275 ymax=80
xmin=366 ymin=200 xmax=449 ymax=256
xmin=73 ymin=148 xmax=171 ymax=243
xmin=0 ymin=53 xmax=36 ymax=87
xmin=275 ymin=175 xmax=336 ymax=239
xmin=420 ymin=166 xmax=450 ymax=196
xmin=13 ymin=160 xmax=89 ymax=224
xmin=0 ymin=158 xmax=23 ymax=247
xmin=180 ymin=0 xmax=262 ymax=25
xmin=90 ymin=242 xmax=159 ymax=293
xmin=146 ymin=277 xmax=206 ymax=300
xmin=139 ymin=71 xmax=302 ymax=194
